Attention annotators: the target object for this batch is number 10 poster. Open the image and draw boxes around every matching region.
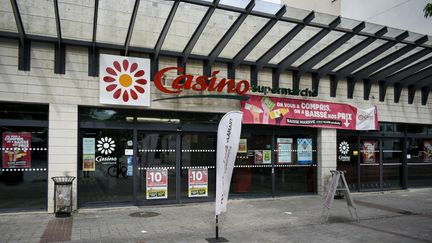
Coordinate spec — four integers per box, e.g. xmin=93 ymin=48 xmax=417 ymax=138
xmin=146 ymin=168 xmax=168 ymax=199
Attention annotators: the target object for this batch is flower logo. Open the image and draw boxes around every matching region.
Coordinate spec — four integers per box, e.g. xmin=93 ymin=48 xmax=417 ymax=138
xmin=103 ymin=59 xmax=147 ymax=102
xmin=97 ymin=137 xmax=116 ymax=155
xmin=339 ymin=141 xmax=349 ymax=155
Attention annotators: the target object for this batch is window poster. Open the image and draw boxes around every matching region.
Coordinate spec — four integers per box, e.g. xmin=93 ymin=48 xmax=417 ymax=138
xmin=423 ymin=141 xmax=432 ymax=162
xmin=263 ymin=150 xmax=272 ymax=164
xmin=238 ymin=139 xmax=247 ymax=153
xmin=146 ymin=168 xmax=168 ymax=199
xmin=188 ymin=168 xmax=208 ymax=197
xmin=277 ymin=138 xmax=292 ymax=163
xmin=362 ymin=140 xmax=377 ymax=163
xmin=297 ymin=138 xmax=313 ymax=165
xmin=2 ymin=132 xmax=32 ymax=168
xmin=254 ymin=150 xmax=263 ymax=164
xmin=82 ymin=138 xmax=96 ymax=171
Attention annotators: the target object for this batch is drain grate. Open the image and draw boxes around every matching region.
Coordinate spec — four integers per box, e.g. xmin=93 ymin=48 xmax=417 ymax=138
xmin=129 ymin=211 xmax=160 ymax=218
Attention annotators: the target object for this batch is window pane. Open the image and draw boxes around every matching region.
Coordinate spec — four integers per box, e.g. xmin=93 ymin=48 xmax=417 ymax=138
xmin=96 ymin=0 xmax=135 ymax=45
xmin=337 ymin=134 xmax=358 ymax=191
xmin=181 ymin=133 xmax=216 ymax=200
xmin=58 ymin=0 xmax=94 ymax=41
xmin=0 ymin=127 xmax=48 ymax=210
xmin=78 ymin=129 xmax=133 ymax=205
xmin=232 ymin=127 xmax=272 ymax=197
xmin=0 ymin=102 xmax=48 ymax=121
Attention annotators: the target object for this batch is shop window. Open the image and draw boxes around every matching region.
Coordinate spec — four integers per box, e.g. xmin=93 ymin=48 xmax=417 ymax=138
xmin=232 ymin=127 xmax=273 ymax=197
xmin=407 ymin=138 xmax=432 ymax=188
xmin=79 ymin=107 xmax=135 ymax=123
xmin=0 ymin=102 xmax=48 ymax=121
xmin=0 ymin=103 xmax=48 ymax=211
xmin=336 ymin=135 xmax=358 ymax=191
xmin=78 ymin=129 xmax=134 ymax=205
xmin=407 ymin=124 xmax=427 ymax=135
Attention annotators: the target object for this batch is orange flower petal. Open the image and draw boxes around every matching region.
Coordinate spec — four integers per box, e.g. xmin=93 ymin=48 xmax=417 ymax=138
xmin=134 ymin=85 xmax=145 ymax=93
xmin=103 ymin=76 xmax=116 ymax=82
xmin=123 ymin=60 xmax=129 ymax=71
xmin=113 ymin=88 xmax=122 ymax=99
xmin=113 ymin=61 xmax=121 ymax=72
xmin=130 ymin=63 xmax=138 ymax=72
xmin=123 ymin=90 xmax=129 ymax=102
xmin=134 ymin=70 xmax=144 ymax=77
xmin=106 ymin=67 xmax=117 ymax=76
xmin=106 ymin=84 xmax=117 ymax=92
xmin=135 ymin=79 xmax=147 ymax=85
xmin=130 ymin=89 xmax=138 ymax=100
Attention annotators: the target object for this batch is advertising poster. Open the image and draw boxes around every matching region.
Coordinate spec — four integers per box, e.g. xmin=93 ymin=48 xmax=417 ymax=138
xmin=83 ymin=154 xmax=96 ymax=171
xmin=254 ymin=150 xmax=263 ymax=164
xmin=263 ymin=150 xmax=272 ymax=164
xmin=2 ymin=132 xmax=31 ymax=168
xmin=297 ymin=138 xmax=313 ymax=165
xmin=146 ymin=168 xmax=168 ymax=199
xmin=362 ymin=141 xmax=377 ymax=163
xmin=423 ymin=141 xmax=432 ymax=162
xmin=277 ymin=138 xmax=292 ymax=163
xmin=241 ymin=95 xmax=378 ymax=130
xmin=188 ymin=168 xmax=208 ymax=197
xmin=238 ymin=139 xmax=247 ymax=153
xmin=82 ymin=138 xmax=96 ymax=171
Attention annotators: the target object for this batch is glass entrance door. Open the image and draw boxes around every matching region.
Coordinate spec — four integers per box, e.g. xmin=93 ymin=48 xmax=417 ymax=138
xmin=382 ymin=139 xmax=403 ymax=188
xmin=137 ymin=132 xmax=178 ymax=204
xmin=359 ymin=138 xmax=403 ymax=190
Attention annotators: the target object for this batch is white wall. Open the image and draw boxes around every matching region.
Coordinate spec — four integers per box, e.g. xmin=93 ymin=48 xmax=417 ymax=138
xmin=341 ymin=0 xmax=432 ymax=36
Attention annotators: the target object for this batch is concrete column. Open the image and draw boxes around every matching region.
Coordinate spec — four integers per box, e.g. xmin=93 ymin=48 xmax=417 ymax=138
xmin=47 ymin=104 xmax=78 ymax=213
xmin=317 ymin=128 xmax=337 ymax=195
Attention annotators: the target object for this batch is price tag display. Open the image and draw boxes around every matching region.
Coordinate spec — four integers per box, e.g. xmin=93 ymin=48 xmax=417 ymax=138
xmin=146 ymin=169 xmax=168 ymax=199
xmin=188 ymin=168 xmax=208 ymax=197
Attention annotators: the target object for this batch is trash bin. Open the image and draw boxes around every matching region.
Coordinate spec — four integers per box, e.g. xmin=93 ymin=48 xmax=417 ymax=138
xmin=52 ymin=176 xmax=75 ymax=217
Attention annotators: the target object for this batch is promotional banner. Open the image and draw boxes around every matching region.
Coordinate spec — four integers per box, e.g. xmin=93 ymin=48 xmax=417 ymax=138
xmin=215 ymin=111 xmax=243 ymax=216
xmin=362 ymin=141 xmax=377 ymax=163
xmin=146 ymin=168 xmax=168 ymax=199
xmin=297 ymin=138 xmax=313 ymax=165
xmin=241 ymin=95 xmax=378 ymax=130
xmin=2 ymin=132 xmax=31 ymax=168
xmin=188 ymin=168 xmax=208 ymax=197
xmin=100 ymin=54 xmax=151 ymax=106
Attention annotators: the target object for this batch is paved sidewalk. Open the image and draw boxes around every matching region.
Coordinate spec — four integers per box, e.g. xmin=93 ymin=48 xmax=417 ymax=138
xmin=0 ymin=188 xmax=431 ymax=243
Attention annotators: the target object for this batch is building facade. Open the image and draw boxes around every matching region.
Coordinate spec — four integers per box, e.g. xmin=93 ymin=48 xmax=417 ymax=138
xmin=0 ymin=0 xmax=431 ymax=212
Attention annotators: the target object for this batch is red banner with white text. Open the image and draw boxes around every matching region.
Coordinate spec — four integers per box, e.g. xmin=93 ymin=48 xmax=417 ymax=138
xmin=241 ymin=95 xmax=378 ymax=130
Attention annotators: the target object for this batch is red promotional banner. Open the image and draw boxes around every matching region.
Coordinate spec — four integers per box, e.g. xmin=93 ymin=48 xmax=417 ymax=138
xmin=241 ymin=95 xmax=378 ymax=130
xmin=2 ymin=132 xmax=32 ymax=168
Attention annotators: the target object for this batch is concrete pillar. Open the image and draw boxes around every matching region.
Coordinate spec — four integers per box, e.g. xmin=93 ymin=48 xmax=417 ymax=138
xmin=47 ymin=104 xmax=78 ymax=213
xmin=317 ymin=128 xmax=337 ymax=195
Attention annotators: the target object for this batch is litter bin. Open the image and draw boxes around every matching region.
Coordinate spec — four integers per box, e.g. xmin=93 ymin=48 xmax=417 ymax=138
xmin=52 ymin=176 xmax=75 ymax=217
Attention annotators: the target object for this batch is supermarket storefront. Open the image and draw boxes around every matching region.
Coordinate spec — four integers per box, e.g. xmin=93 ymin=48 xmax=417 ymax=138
xmin=0 ymin=0 xmax=431 ymax=212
